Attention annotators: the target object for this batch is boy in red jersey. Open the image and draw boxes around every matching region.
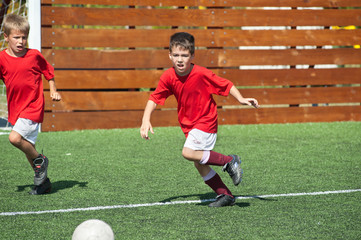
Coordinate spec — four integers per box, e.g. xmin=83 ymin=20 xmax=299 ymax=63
xmin=0 ymin=14 xmax=61 ymax=194
xmin=140 ymin=32 xmax=259 ymax=207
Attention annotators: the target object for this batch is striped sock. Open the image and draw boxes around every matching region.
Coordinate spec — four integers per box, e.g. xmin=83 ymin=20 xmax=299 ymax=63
xmin=204 ymin=170 xmax=233 ymax=197
xmin=200 ymin=150 xmax=232 ymax=166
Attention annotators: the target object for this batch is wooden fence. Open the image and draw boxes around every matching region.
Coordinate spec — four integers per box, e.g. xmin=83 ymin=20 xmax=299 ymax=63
xmin=41 ymin=0 xmax=361 ymax=131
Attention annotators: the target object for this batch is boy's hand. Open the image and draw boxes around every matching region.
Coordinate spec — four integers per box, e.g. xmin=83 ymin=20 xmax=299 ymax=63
xmin=238 ymin=97 xmax=259 ymax=108
xmin=229 ymin=86 xmax=259 ymax=109
xmin=243 ymin=98 xmax=259 ymax=108
xmin=50 ymin=91 xmax=62 ymax=101
xmin=140 ymin=122 xmax=154 ymax=140
xmin=140 ymin=100 xmax=157 ymax=140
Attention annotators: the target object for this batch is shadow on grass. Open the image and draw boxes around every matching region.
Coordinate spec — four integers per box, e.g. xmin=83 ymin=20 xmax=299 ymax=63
xmin=161 ymin=192 xmax=214 ymax=202
xmin=196 ymin=201 xmax=251 ymax=208
xmin=248 ymin=196 xmax=277 ymax=202
xmin=16 ymin=180 xmax=88 ymax=194
xmin=161 ymin=192 xmax=253 ymax=208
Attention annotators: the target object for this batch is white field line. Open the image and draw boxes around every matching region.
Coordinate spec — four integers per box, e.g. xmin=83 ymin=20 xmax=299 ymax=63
xmin=1 ymin=189 xmax=360 ymax=216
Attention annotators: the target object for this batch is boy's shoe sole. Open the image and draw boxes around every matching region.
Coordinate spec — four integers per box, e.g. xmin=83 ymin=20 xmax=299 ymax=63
xmin=222 ymin=155 xmax=243 ymax=186
xmin=29 ymin=178 xmax=52 ymax=195
xmin=208 ymin=194 xmax=235 ymax=207
xmin=33 ymin=154 xmax=49 ymax=186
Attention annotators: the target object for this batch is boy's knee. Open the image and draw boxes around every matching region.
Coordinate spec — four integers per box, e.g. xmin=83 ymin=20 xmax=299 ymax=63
xmin=182 ymin=147 xmax=193 ymax=160
xmin=182 ymin=147 xmax=203 ymax=162
xmin=9 ymin=131 xmax=22 ymax=147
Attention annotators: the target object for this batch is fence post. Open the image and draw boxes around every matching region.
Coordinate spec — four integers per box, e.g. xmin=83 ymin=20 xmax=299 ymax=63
xmin=27 ymin=0 xmax=41 ymax=51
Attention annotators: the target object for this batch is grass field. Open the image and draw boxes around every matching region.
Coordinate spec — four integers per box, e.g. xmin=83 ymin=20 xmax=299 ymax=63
xmin=0 ymin=122 xmax=360 ymax=239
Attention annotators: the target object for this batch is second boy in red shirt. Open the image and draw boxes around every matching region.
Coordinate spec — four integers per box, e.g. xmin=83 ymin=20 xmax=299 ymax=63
xmin=1 ymin=14 xmax=61 ymax=195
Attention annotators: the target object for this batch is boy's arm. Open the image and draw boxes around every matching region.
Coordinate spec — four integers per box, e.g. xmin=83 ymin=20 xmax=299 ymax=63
xmin=48 ymin=79 xmax=62 ymax=101
xmin=229 ymin=85 xmax=259 ymax=108
xmin=140 ymin=100 xmax=158 ymax=140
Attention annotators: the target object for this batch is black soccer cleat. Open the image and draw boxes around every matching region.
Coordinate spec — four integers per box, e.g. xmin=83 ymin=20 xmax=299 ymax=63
xmin=208 ymin=194 xmax=235 ymax=207
xmin=222 ymin=154 xmax=243 ymax=186
xmin=33 ymin=154 xmax=49 ymax=186
xmin=29 ymin=178 xmax=52 ymax=195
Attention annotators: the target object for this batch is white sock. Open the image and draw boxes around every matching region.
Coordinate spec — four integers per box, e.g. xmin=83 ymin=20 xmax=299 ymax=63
xmin=199 ymin=150 xmax=210 ymax=165
xmin=202 ymin=168 xmax=216 ymax=181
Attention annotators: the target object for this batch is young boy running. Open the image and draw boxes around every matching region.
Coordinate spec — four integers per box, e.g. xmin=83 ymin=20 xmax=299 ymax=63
xmin=140 ymin=32 xmax=259 ymax=207
xmin=0 ymin=14 xmax=61 ymax=194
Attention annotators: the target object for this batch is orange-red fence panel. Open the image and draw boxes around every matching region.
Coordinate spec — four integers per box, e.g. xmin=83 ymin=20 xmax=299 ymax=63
xmin=41 ymin=1 xmax=361 ymax=131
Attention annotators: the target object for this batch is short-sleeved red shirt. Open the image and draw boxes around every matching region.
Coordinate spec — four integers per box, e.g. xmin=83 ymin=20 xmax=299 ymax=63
xmin=150 ymin=64 xmax=233 ymax=136
xmin=0 ymin=49 xmax=54 ymax=125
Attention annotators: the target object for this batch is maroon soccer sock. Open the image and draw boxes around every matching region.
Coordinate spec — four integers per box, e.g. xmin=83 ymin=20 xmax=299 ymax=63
xmin=205 ymin=172 xmax=233 ymax=197
xmin=203 ymin=151 xmax=233 ymax=166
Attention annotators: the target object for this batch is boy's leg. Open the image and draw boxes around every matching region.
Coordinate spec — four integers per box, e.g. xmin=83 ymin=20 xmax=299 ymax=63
xmin=183 ymin=129 xmax=240 ymax=206
xmin=201 ymin=151 xmax=243 ymax=186
xmin=9 ymin=130 xmax=39 ymax=168
xmin=193 ymin=162 xmax=235 ymax=207
xmin=194 ymin=162 xmax=232 ymax=196
xmin=200 ymin=150 xmax=232 ymax=166
xmin=183 ymin=147 xmax=243 ymax=186
xmin=10 ymin=119 xmax=51 ymax=193
xmin=9 ymin=130 xmax=50 ymax=187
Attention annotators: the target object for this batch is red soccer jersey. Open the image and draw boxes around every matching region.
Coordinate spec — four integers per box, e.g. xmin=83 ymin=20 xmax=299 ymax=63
xmin=150 ymin=64 xmax=233 ymax=136
xmin=0 ymin=49 xmax=54 ymax=125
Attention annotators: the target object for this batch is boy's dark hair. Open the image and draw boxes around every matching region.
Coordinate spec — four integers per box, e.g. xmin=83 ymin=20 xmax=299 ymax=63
xmin=3 ymin=14 xmax=30 ymax=36
xmin=169 ymin=32 xmax=195 ymax=55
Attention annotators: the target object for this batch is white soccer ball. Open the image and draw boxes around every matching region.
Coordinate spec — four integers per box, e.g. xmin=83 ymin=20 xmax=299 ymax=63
xmin=72 ymin=219 xmax=114 ymax=240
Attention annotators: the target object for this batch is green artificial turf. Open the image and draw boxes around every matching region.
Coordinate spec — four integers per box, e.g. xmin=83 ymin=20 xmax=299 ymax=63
xmin=0 ymin=122 xmax=360 ymax=239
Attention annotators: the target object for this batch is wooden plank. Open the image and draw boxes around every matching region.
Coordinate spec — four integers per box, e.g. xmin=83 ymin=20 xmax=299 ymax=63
xmin=43 ymin=110 xmax=148 ymax=131
xmin=45 ymin=69 xmax=164 ymax=89
xmin=42 ymin=48 xmax=361 ymax=69
xmin=42 ymin=7 xmax=361 ymax=27
xmin=42 ymin=28 xmax=361 ymax=48
xmin=218 ymin=105 xmax=361 ymax=125
xmin=42 ymin=0 xmax=361 ymax=8
xmin=44 ymin=91 xmax=174 ymax=111
xmin=215 ymin=86 xmax=361 ymax=106
xmin=42 ymin=105 xmax=361 ymax=131
xmin=43 ymin=68 xmax=361 ymax=90
xmin=43 ymin=48 xmax=170 ymax=69
xmin=42 ymin=110 xmax=179 ymax=132
xmin=218 ymin=48 xmax=361 ymax=67
xmin=44 ymin=91 xmax=158 ymax=111
xmin=214 ymin=68 xmax=361 ymax=87
xmin=44 ymin=87 xmax=361 ymax=111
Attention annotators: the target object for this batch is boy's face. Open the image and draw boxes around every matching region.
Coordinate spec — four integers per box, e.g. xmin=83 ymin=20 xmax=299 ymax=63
xmin=169 ymin=46 xmax=194 ymax=76
xmin=4 ymin=29 xmax=28 ymax=57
